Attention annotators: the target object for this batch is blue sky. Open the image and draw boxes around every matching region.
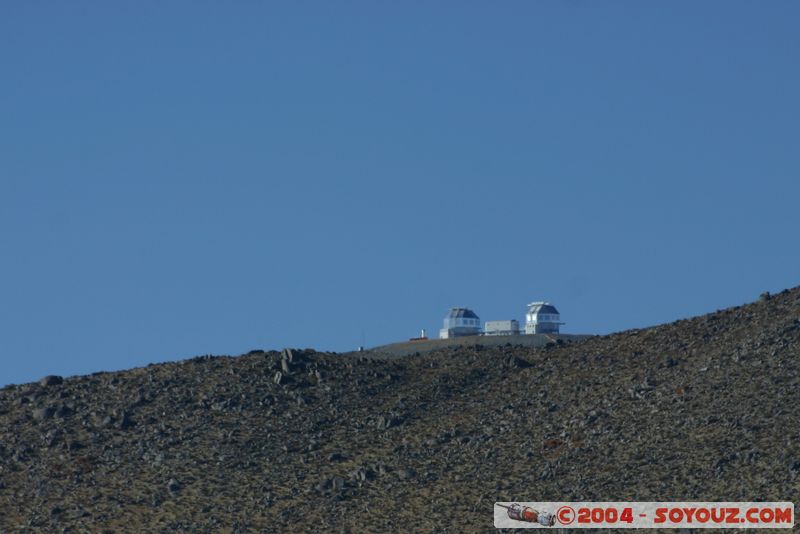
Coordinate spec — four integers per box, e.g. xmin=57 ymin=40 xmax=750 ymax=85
xmin=2 ymin=2 xmax=798 ymax=385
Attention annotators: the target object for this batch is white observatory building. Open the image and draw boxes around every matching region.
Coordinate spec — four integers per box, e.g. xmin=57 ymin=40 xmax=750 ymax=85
xmin=439 ymin=307 xmax=481 ymax=339
xmin=525 ymin=302 xmax=562 ymax=334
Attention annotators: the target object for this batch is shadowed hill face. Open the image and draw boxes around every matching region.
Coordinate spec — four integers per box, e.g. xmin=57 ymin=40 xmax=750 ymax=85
xmin=1 ymin=289 xmax=799 ymax=532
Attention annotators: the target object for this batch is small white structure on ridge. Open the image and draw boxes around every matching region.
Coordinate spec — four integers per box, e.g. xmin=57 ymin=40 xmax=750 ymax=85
xmin=484 ymin=320 xmax=520 ymax=336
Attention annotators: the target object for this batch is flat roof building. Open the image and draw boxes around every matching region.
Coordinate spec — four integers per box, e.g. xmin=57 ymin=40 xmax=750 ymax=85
xmin=484 ymin=320 xmax=520 ymax=336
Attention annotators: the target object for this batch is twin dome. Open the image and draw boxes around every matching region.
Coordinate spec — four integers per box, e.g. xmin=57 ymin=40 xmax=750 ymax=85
xmin=439 ymin=303 xmax=562 ymax=339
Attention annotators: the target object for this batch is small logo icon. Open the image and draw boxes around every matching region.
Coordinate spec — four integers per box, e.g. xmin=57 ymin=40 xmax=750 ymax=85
xmin=496 ymin=503 xmax=556 ymax=526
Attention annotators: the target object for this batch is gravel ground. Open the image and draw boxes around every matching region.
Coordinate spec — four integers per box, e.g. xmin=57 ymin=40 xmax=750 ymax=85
xmin=0 ymin=288 xmax=798 ymax=532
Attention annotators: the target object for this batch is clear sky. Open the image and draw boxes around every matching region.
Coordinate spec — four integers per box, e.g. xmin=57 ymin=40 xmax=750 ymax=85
xmin=2 ymin=2 xmax=798 ymax=386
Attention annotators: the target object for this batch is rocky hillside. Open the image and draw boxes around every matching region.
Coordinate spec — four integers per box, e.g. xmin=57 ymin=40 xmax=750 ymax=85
xmin=1 ymin=288 xmax=798 ymax=532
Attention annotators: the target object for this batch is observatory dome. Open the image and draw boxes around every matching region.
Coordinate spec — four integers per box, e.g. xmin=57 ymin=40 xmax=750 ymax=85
xmin=525 ymin=302 xmax=562 ymax=334
xmin=439 ymin=307 xmax=481 ymax=339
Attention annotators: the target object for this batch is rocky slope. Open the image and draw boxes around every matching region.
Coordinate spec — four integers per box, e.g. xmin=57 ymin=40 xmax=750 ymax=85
xmin=1 ymin=288 xmax=798 ymax=532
